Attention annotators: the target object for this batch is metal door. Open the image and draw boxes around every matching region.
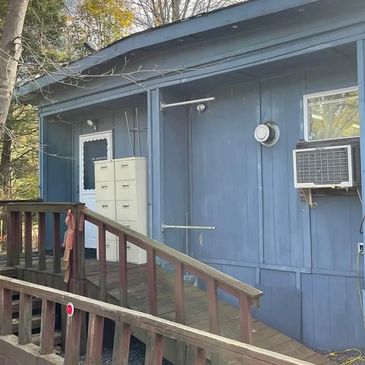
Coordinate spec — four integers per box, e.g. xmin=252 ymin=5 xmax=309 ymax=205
xmin=79 ymin=131 xmax=113 ymax=248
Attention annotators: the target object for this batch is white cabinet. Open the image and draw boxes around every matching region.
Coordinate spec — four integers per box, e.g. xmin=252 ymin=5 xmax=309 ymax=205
xmin=94 ymin=158 xmax=148 ymax=264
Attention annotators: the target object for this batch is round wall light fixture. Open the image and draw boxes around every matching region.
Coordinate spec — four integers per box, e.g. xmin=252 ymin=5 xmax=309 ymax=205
xmin=254 ymin=122 xmax=280 ymax=147
xmin=196 ymin=103 xmax=206 ymax=112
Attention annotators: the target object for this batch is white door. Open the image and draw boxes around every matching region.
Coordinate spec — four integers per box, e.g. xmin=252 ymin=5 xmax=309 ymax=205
xmin=79 ymin=131 xmax=113 ymax=248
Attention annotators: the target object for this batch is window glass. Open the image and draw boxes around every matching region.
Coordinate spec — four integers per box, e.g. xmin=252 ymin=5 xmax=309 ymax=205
xmin=83 ymin=139 xmax=108 ymax=190
xmin=306 ymin=88 xmax=359 ymax=141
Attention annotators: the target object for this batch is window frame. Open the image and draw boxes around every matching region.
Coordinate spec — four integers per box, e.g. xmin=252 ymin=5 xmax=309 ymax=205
xmin=303 ymin=85 xmax=359 ymax=142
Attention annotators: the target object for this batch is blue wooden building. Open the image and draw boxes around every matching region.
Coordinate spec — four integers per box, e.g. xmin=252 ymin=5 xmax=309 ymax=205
xmin=17 ymin=0 xmax=365 ymax=351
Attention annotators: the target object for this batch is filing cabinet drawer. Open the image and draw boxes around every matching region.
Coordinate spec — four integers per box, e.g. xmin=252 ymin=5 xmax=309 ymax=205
xmin=95 ymin=181 xmax=115 ymax=200
xmin=118 ymin=220 xmax=147 ymax=234
xmin=97 ymin=239 xmax=117 ymax=262
xmin=106 ymin=239 xmax=117 ymax=262
xmin=114 ymin=159 xmax=135 ymax=180
xmin=106 ymin=231 xmax=117 ymax=241
xmin=116 ymin=200 xmax=137 ymax=221
xmin=126 ymin=243 xmax=138 ymax=263
xmin=95 ymin=161 xmax=114 ymax=181
xmin=96 ymin=201 xmax=115 ymax=219
xmin=115 ymin=180 xmax=137 ymax=200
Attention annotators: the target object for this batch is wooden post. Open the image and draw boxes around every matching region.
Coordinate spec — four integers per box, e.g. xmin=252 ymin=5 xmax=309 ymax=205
xmin=207 ymin=278 xmax=219 ymax=335
xmin=24 ymin=212 xmax=32 ymax=268
xmin=12 ymin=211 xmax=21 ymax=265
xmin=53 ymin=212 xmax=61 ymax=274
xmin=112 ymin=322 xmax=131 ymax=365
xmin=6 ymin=210 xmax=13 ymax=266
xmin=195 ymin=348 xmax=207 ymax=365
xmin=144 ymin=332 xmax=164 ymax=365
xmin=0 ymin=287 xmax=12 ymax=335
xmin=40 ymin=299 xmax=56 ymax=355
xmin=18 ymin=293 xmax=32 ymax=345
xmin=119 ymin=232 xmax=128 ymax=307
xmin=147 ymin=247 xmax=157 ymax=315
xmin=98 ymin=223 xmax=107 ymax=301
xmin=38 ymin=212 xmax=46 ymax=271
xmin=174 ymin=262 xmax=187 ymax=364
xmin=239 ymin=294 xmax=252 ymax=343
xmin=85 ymin=313 xmax=104 ymax=365
xmin=175 ymin=262 xmax=185 ymax=324
xmin=73 ymin=205 xmax=86 ymax=284
xmin=64 ymin=308 xmax=82 ymax=365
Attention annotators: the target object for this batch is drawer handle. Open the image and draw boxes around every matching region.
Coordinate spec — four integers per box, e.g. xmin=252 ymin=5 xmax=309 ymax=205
xmin=102 ymin=204 xmax=109 ymax=208
xmin=122 ymin=203 xmax=130 ymax=208
xmin=127 ymin=244 xmax=131 ymax=249
xmin=100 ymin=166 xmax=108 ymax=169
xmin=101 ymin=185 xmax=108 ymax=189
xmin=122 ymin=183 xmax=129 ymax=188
xmin=121 ymin=164 xmax=129 ymax=168
xmin=125 ymin=225 xmax=131 ymax=228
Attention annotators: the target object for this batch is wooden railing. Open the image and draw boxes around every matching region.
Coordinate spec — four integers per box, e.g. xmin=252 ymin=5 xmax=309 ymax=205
xmin=4 ymin=201 xmax=262 ymax=344
xmin=0 ymin=199 xmax=43 ymax=254
xmin=82 ymin=208 xmax=262 ymax=343
xmin=0 ymin=275 xmax=308 ymax=365
xmin=4 ymin=202 xmax=85 ymax=283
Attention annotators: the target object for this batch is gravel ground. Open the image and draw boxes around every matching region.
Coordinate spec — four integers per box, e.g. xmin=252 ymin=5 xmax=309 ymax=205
xmin=79 ymin=336 xmax=173 ymax=364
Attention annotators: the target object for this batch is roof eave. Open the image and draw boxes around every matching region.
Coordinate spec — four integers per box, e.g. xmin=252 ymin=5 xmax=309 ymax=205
xmin=16 ymin=0 xmax=319 ymax=99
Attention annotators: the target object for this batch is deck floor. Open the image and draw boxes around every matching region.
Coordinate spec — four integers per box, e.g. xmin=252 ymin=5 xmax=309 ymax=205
xmin=84 ymin=259 xmax=335 ymax=365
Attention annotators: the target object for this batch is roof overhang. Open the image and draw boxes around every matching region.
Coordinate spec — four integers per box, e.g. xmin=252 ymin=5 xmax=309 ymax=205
xmin=16 ymin=0 xmax=319 ymax=101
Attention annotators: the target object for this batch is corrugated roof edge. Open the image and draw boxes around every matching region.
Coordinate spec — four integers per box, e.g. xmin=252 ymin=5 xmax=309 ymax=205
xmin=16 ymin=0 xmax=318 ymax=99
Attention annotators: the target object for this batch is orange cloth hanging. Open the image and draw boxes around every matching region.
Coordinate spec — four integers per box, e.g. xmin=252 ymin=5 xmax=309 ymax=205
xmin=63 ymin=209 xmax=75 ymax=283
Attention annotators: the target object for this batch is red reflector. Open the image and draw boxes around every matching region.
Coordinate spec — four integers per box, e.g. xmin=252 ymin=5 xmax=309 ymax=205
xmin=66 ymin=303 xmax=74 ymax=317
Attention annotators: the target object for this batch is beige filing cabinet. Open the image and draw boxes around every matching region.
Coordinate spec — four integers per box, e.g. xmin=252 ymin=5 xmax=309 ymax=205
xmin=95 ymin=157 xmax=148 ymax=264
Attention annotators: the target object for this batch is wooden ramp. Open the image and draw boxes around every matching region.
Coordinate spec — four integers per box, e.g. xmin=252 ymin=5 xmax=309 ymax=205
xmin=85 ymin=260 xmax=333 ymax=365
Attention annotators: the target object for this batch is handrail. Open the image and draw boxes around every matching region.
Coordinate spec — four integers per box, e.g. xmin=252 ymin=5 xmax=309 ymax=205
xmin=0 ymin=198 xmax=43 ymax=205
xmin=82 ymin=207 xmax=262 ymax=343
xmin=6 ymin=201 xmax=82 ymax=213
xmin=83 ymin=208 xmax=262 ymax=301
xmin=0 ymin=275 xmax=310 ymax=365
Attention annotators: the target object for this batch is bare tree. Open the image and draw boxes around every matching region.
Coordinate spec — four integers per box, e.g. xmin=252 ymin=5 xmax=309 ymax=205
xmin=0 ymin=0 xmax=30 ymax=130
xmin=127 ymin=0 xmax=243 ymax=28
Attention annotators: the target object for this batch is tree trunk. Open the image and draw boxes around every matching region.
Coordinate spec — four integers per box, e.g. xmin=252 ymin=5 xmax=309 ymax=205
xmin=0 ymin=108 xmax=12 ymax=199
xmin=0 ymin=0 xmax=30 ymax=131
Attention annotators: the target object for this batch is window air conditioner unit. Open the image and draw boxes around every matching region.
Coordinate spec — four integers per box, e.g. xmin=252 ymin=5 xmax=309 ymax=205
xmin=293 ymin=144 xmax=360 ymax=189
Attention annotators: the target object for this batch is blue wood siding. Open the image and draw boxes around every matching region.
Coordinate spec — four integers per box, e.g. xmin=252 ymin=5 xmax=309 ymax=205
xmin=43 ymin=119 xmax=72 ymax=202
xmin=157 ymin=56 xmax=365 ymax=350
xmin=162 ymin=90 xmax=189 ymax=252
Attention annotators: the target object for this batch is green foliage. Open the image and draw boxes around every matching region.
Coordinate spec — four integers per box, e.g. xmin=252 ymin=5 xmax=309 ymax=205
xmin=74 ymin=0 xmax=134 ymax=49
xmin=307 ymin=90 xmax=360 ymax=141
xmin=0 ymin=105 xmax=39 ymax=199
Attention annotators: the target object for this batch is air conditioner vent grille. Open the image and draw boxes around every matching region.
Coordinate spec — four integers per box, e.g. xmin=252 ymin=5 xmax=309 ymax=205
xmin=295 ymin=147 xmax=349 ymax=186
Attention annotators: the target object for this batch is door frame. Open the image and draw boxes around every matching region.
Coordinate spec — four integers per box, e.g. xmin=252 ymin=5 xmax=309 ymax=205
xmin=79 ymin=130 xmax=113 ymax=198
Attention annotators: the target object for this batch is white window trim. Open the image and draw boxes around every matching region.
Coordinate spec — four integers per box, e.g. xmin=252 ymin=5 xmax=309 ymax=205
xmin=303 ymin=86 xmax=359 ymax=142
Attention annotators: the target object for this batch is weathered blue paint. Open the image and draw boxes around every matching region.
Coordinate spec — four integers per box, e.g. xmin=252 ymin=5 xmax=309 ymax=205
xmin=39 ymin=113 xmax=45 ymax=199
xmin=357 ymin=39 xmax=365 ymax=324
xmin=150 ymin=89 xmax=164 ymax=242
xmin=23 ymin=0 xmax=365 ymax=352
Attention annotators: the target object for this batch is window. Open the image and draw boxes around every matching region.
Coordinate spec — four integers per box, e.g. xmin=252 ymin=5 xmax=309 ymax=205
xmin=304 ymin=87 xmax=359 ymax=141
xmin=83 ymin=139 xmax=108 ymax=190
